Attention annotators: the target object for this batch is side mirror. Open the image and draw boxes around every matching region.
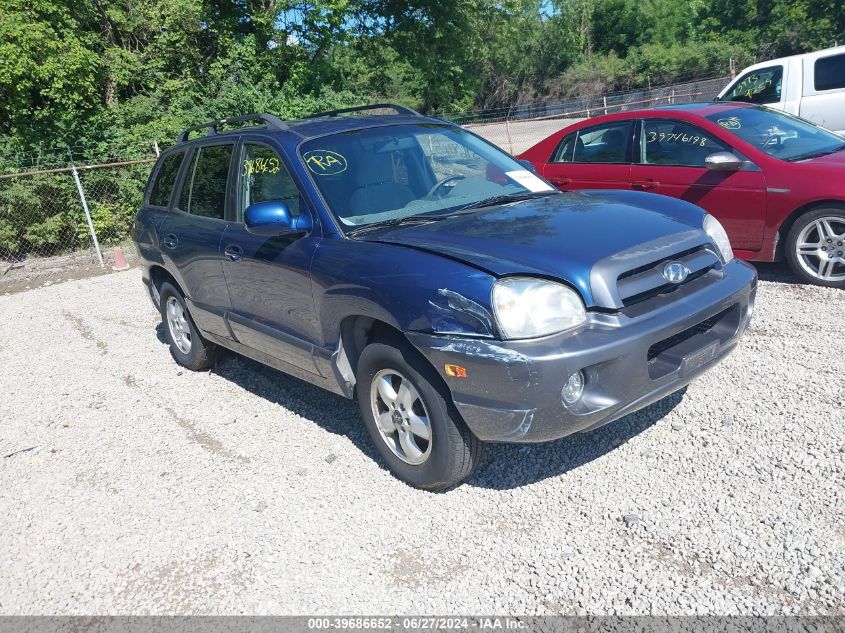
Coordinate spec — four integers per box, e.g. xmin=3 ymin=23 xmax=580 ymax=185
xmin=518 ymin=159 xmax=537 ymax=173
xmin=705 ymin=152 xmax=743 ymax=172
xmin=244 ymin=200 xmax=312 ymax=237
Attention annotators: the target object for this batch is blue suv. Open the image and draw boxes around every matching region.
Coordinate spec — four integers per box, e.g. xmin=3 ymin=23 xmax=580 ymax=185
xmin=134 ymin=105 xmax=757 ymax=489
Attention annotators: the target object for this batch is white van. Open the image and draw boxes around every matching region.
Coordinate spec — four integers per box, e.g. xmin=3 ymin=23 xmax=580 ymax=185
xmin=716 ymin=45 xmax=845 ymax=134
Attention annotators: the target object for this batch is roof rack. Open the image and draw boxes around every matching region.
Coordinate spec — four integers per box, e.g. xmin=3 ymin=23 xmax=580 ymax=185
xmin=178 ymin=113 xmax=290 ymax=143
xmin=306 ymin=103 xmax=422 ymax=119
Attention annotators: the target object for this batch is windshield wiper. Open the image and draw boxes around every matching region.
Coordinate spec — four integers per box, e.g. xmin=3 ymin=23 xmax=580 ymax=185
xmin=456 ymin=190 xmax=559 ymax=211
xmin=345 ymin=214 xmax=448 ymax=236
xmin=786 ymin=144 xmax=845 ymax=162
xmin=345 ymin=191 xmax=560 ymax=236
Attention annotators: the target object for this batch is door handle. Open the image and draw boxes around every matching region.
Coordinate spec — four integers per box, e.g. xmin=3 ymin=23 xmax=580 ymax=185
xmin=632 ymin=180 xmax=659 ymax=191
xmin=162 ymin=234 xmax=178 ymax=249
xmin=553 ymin=177 xmax=571 ymax=187
xmin=224 ymin=244 xmax=243 ymax=262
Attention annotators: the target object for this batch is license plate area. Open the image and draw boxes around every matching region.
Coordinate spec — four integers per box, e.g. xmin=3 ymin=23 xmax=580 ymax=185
xmin=680 ymin=339 xmax=720 ymax=376
xmin=648 ymin=332 xmax=721 ymax=379
xmin=647 ymin=304 xmax=740 ymax=380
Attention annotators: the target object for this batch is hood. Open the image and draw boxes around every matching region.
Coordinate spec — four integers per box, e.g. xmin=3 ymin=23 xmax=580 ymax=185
xmin=361 ymin=190 xmax=706 ymax=306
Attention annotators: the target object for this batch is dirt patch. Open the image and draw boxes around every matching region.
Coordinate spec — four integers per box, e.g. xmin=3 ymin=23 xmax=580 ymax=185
xmin=62 ymin=310 xmax=109 ymax=354
xmin=1 ymin=246 xmax=139 ymax=295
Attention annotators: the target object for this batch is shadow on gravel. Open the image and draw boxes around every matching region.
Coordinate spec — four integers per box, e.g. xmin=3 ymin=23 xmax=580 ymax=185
xmin=157 ymin=322 xmax=378 ymax=462
xmin=174 ymin=320 xmax=689 ymax=491
xmin=751 ymin=261 xmax=799 ymax=285
xmin=465 ymin=388 xmax=687 ymax=490
xmin=209 ymin=352 xmax=380 ymax=462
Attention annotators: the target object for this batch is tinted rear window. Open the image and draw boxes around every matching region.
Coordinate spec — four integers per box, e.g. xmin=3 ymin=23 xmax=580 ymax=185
xmin=815 ymin=53 xmax=845 ymax=91
xmin=179 ymin=144 xmax=233 ymax=220
xmin=148 ymin=152 xmax=184 ymax=207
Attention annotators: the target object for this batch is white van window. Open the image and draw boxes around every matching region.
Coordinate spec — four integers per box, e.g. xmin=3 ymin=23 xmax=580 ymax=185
xmin=721 ymin=66 xmax=783 ymax=105
xmin=815 ymin=53 xmax=845 ymax=91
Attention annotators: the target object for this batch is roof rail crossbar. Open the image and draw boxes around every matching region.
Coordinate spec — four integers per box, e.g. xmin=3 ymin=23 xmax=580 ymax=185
xmin=306 ymin=103 xmax=422 ymax=119
xmin=178 ymin=113 xmax=290 ymax=143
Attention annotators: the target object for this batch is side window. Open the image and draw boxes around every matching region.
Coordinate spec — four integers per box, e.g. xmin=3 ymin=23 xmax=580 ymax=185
xmin=148 ymin=152 xmax=184 ymax=208
xmin=179 ymin=144 xmax=233 ymax=220
xmin=566 ymin=122 xmax=632 ymax=164
xmin=641 ymin=120 xmax=728 ymax=167
xmin=551 ymin=132 xmax=577 ymax=163
xmin=815 ymin=53 xmax=845 ymax=91
xmin=239 ymin=144 xmax=303 ymax=219
xmin=722 ymin=66 xmax=783 ymax=104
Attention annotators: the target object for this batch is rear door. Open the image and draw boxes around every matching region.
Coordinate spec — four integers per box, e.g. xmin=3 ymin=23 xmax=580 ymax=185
xmin=159 ymin=141 xmax=235 ymax=338
xmin=541 ymin=120 xmax=634 ymax=190
xmin=630 ymin=118 xmax=767 ymax=251
xmin=219 ymin=139 xmax=323 ymax=375
xmin=135 ymin=150 xmax=185 ymax=265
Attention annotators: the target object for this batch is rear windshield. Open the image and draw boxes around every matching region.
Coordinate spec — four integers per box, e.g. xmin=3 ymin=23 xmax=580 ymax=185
xmin=704 ymin=107 xmax=845 ymax=161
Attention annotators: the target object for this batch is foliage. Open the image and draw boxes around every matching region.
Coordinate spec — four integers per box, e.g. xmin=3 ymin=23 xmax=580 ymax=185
xmin=1 ymin=0 xmax=842 ymax=150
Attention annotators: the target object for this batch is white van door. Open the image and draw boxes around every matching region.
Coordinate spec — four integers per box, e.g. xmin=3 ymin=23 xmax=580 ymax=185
xmin=800 ymin=49 xmax=845 ymax=134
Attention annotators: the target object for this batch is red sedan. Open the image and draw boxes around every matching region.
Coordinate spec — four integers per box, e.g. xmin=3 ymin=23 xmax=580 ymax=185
xmin=518 ymin=102 xmax=845 ymax=287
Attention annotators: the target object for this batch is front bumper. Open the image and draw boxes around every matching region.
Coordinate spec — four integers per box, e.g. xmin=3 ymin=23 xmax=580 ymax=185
xmin=407 ymin=260 xmax=757 ymax=443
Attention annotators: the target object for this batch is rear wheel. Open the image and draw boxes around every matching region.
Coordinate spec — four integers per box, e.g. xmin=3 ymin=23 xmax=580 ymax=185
xmin=159 ymin=282 xmax=217 ymax=370
xmin=785 ymin=208 xmax=845 ymax=288
xmin=356 ymin=341 xmax=483 ymax=490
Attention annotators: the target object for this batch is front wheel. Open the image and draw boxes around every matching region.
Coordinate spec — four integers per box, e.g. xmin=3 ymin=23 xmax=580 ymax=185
xmin=356 ymin=342 xmax=483 ymax=490
xmin=785 ymin=208 xmax=845 ymax=288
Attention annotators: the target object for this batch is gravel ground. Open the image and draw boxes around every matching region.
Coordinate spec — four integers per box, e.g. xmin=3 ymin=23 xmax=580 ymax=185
xmin=0 ymin=266 xmax=843 ymax=615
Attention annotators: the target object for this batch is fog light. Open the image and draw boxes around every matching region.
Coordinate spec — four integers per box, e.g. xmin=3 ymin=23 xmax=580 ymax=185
xmin=561 ymin=370 xmax=585 ymax=405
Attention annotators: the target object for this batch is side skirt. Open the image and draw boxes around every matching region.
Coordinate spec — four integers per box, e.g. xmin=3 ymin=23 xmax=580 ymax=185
xmin=204 ymin=331 xmax=350 ymax=398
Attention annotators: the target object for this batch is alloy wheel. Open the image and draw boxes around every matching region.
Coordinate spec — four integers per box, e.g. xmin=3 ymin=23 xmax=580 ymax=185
xmin=794 ymin=216 xmax=845 ymax=283
xmin=369 ymin=369 xmax=433 ymax=465
xmin=165 ymin=296 xmax=192 ymax=355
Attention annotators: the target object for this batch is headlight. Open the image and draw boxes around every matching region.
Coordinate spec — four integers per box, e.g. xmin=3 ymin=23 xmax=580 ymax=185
xmin=492 ymin=277 xmax=586 ymax=339
xmin=703 ymin=214 xmax=733 ymax=263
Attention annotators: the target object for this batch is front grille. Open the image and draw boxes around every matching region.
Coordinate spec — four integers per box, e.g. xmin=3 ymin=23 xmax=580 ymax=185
xmin=617 ymin=246 xmax=703 ymax=281
xmin=617 ymin=246 xmax=720 ymax=308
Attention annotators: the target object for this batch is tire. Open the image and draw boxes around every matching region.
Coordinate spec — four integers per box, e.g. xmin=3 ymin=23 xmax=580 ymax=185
xmin=356 ymin=341 xmax=483 ymax=490
xmin=785 ymin=207 xmax=845 ymax=288
xmin=159 ymin=281 xmax=217 ymax=370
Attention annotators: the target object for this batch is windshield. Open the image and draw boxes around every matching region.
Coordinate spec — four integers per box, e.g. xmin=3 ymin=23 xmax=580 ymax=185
xmin=298 ymin=123 xmax=554 ymax=229
xmin=704 ymin=107 xmax=845 ymax=161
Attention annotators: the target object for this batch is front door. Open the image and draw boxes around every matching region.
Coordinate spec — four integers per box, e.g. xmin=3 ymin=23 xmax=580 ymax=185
xmin=220 ymin=140 xmax=323 ymax=375
xmin=159 ymin=142 xmax=235 ymax=338
xmin=631 ymin=119 xmax=768 ymax=251
xmin=542 ymin=120 xmax=634 ymax=190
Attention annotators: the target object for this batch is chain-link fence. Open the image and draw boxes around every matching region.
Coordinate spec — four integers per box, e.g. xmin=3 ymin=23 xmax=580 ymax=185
xmin=0 ymin=157 xmax=155 ymax=293
xmin=461 ymin=76 xmax=731 ymax=155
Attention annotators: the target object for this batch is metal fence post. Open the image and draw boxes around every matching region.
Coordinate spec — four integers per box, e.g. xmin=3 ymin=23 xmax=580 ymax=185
xmin=70 ymin=162 xmax=105 ymax=268
xmin=505 ymin=105 xmax=515 ymax=155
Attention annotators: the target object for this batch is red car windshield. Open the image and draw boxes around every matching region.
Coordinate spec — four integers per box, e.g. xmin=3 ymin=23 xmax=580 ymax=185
xmin=704 ymin=107 xmax=845 ymax=162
